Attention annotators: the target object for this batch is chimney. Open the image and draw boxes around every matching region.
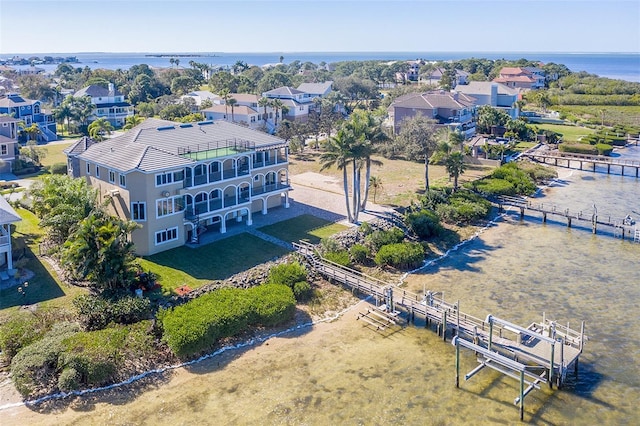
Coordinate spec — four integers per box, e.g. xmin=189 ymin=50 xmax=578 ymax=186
xmin=108 ymin=83 xmax=114 ymax=94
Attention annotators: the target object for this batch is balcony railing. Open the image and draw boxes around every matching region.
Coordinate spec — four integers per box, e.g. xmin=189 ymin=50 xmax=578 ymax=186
xmin=252 ymin=182 xmax=290 ymax=196
xmin=0 ymin=235 xmax=9 ymax=246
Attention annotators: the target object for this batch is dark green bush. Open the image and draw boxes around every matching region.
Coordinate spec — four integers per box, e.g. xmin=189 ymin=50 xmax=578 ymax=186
xmin=595 ymin=143 xmax=613 ymax=155
xmin=160 ymin=284 xmax=295 ymax=358
xmin=57 ymin=366 xmax=81 ymax=392
xmin=359 ymin=221 xmax=373 ymax=236
xmin=349 ymin=244 xmax=370 ymax=264
xmin=374 ymin=242 xmax=425 ymax=269
xmin=559 ymin=143 xmax=598 ymax=155
xmin=267 ymin=262 xmax=307 ymax=289
xmin=292 ymin=281 xmax=312 ymax=302
xmin=324 ymin=250 xmax=351 ymax=267
xmin=0 ymin=313 xmax=44 ymax=361
xmin=436 ymin=192 xmax=491 ymax=224
xmin=73 ymin=294 xmax=152 ymax=331
xmin=366 ymin=227 xmax=404 ymax=250
xmin=405 ymin=209 xmax=442 ymax=239
xmin=10 ymin=322 xmax=81 ymax=397
xmin=49 ymin=162 xmax=68 ymax=175
xmin=471 ymin=178 xmax=516 ymax=196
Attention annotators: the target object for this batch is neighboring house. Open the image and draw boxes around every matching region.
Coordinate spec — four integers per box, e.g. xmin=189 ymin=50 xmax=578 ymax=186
xmin=453 ymin=82 xmax=521 ymax=118
xmin=181 ymin=90 xmax=221 ymax=112
xmin=0 ymin=93 xmax=57 ymax=142
xmin=422 ymin=67 xmax=470 ymax=87
xmin=0 ymin=116 xmax=20 ymax=173
xmin=202 ymin=104 xmax=262 ymax=129
xmin=66 ymin=118 xmax=291 ymax=256
xmin=493 ymin=67 xmax=545 ymax=90
xmin=202 ymin=93 xmax=276 ymax=130
xmin=0 ymin=195 xmax=21 ymax=276
xmin=74 ymin=83 xmax=134 ymax=127
xmin=387 ymin=91 xmax=477 ymax=138
xmin=296 ymin=81 xmax=333 ymax=99
xmin=64 ymin=136 xmax=99 ymax=178
xmin=262 ymin=86 xmax=314 ymax=122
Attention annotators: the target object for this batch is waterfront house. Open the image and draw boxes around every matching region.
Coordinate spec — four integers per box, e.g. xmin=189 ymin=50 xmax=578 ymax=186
xmin=493 ymin=67 xmax=545 ymax=90
xmin=0 ymin=93 xmax=57 ymax=142
xmin=387 ymin=91 xmax=477 ymax=138
xmin=262 ymin=87 xmax=314 ymax=122
xmin=453 ymin=82 xmax=521 ymax=118
xmin=65 ymin=118 xmax=290 ymax=256
xmin=0 ymin=115 xmax=20 ymax=173
xmin=73 ymin=83 xmax=134 ymax=127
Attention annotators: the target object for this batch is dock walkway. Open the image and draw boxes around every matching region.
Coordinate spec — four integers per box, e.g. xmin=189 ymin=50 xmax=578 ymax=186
xmin=524 ymin=150 xmax=640 ymax=178
xmin=294 ymin=240 xmax=587 ymax=420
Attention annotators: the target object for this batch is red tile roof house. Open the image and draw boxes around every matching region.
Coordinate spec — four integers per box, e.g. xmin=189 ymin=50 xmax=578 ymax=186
xmin=387 ymin=91 xmax=477 ymax=138
xmin=493 ymin=67 xmax=546 ymax=90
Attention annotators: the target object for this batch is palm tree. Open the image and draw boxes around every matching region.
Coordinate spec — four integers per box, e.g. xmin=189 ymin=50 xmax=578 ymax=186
xmin=22 ymin=123 xmax=42 ymax=142
xmin=445 ymin=151 xmax=467 ymax=191
xmin=320 ymin=129 xmax=356 ymax=223
xmin=258 ymin=97 xmax=270 ymax=122
xmin=54 ymin=98 xmax=74 ymax=135
xmin=346 ymin=110 xmax=386 ymax=211
xmin=219 ymin=89 xmax=230 ymax=119
xmin=123 ymin=115 xmax=144 ymax=130
xmin=369 ymin=176 xmax=383 ymax=203
xmin=88 ymin=118 xmax=114 ymax=141
xmin=169 ymin=58 xmax=175 ymax=68
xmin=227 ymin=97 xmax=238 ymax=122
xmin=271 ymin=99 xmax=284 ymax=126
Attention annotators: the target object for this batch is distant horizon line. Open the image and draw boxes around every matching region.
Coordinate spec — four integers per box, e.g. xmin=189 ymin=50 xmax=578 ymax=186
xmin=2 ymin=50 xmax=639 ymax=56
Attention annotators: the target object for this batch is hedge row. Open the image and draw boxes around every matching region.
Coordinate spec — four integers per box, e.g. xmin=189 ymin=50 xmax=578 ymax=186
xmin=374 ymin=242 xmax=425 ymax=269
xmin=160 ymin=284 xmax=295 ymax=358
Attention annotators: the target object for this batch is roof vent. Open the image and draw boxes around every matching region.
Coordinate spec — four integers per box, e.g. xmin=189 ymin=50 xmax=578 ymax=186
xmin=180 ymin=123 xmax=193 ymax=128
xmin=197 ymin=121 xmax=214 ymax=126
xmin=157 ymin=126 xmax=175 ymax=131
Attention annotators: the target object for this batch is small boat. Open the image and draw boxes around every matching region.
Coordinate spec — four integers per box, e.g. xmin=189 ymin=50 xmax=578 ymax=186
xmin=623 ymin=215 xmax=635 ymax=226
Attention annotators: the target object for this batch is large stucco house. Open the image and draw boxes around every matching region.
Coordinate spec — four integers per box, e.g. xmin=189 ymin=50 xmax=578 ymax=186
xmin=73 ymin=83 xmax=134 ymax=127
xmin=65 ymin=118 xmax=291 ymax=256
xmin=453 ymin=82 xmax=521 ymax=118
xmin=387 ymin=91 xmax=477 ymax=138
xmin=493 ymin=67 xmax=545 ymax=90
xmin=0 ymin=93 xmax=57 ymax=142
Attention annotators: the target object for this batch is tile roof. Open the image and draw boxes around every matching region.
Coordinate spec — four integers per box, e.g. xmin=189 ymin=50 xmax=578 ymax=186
xmin=0 ymin=94 xmax=37 ymax=107
xmin=494 ymin=76 xmax=536 ymax=83
xmin=78 ymin=119 xmax=287 ymax=173
xmin=0 ymin=115 xmax=19 ymax=123
xmin=390 ymin=91 xmax=476 ymax=110
xmin=0 ymin=135 xmax=15 ymax=143
xmin=297 ymin=81 xmax=333 ymax=95
xmin=202 ymin=104 xmax=258 ymax=115
xmin=228 ymin=93 xmax=259 ymax=103
xmin=264 ymin=86 xmax=305 ymax=96
xmin=454 ymin=81 xmax=519 ymax=96
xmin=74 ymin=84 xmax=123 ymax=98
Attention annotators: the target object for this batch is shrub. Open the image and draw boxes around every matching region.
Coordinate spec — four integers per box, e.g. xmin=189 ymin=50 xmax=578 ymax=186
xmin=57 ymin=367 xmax=81 ymax=392
xmin=405 ymin=209 xmax=442 ymax=239
xmin=349 ymin=244 xmax=370 ymax=264
xmin=160 ymin=284 xmax=295 ymax=358
xmin=324 ymin=250 xmax=351 ymax=267
xmin=374 ymin=242 xmax=425 ymax=269
xmin=359 ymin=221 xmax=373 ymax=236
xmin=471 ymin=178 xmax=516 ymax=196
xmin=366 ymin=227 xmax=404 ymax=251
xmin=0 ymin=313 xmax=43 ymax=361
xmin=49 ymin=162 xmax=68 ymax=175
xmin=595 ymin=143 xmax=613 ymax=155
xmin=436 ymin=192 xmax=491 ymax=225
xmin=73 ymin=294 xmax=152 ymax=331
xmin=292 ymin=281 xmax=313 ymax=302
xmin=267 ymin=262 xmax=307 ymax=289
xmin=10 ymin=322 xmax=81 ymax=397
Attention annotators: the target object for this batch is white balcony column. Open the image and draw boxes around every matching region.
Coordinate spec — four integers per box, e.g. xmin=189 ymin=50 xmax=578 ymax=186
xmin=262 ymin=199 xmax=268 ymax=215
xmin=220 ymin=218 xmax=227 ymax=234
xmin=5 ymin=226 xmax=13 ymax=270
xmin=284 ymin=192 xmax=290 ymax=208
xmin=246 ymin=210 xmax=253 ymax=226
xmin=236 ymin=210 xmax=243 ymax=222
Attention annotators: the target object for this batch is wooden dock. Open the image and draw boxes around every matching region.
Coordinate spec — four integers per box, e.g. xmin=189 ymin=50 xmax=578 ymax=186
xmin=293 ymin=240 xmax=587 ymax=420
xmin=524 ymin=150 xmax=640 ymax=178
xmin=497 ymin=195 xmax=639 ymax=241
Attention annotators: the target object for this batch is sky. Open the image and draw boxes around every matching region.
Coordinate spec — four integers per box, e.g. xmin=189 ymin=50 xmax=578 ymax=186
xmin=1 ymin=0 xmax=639 ymax=54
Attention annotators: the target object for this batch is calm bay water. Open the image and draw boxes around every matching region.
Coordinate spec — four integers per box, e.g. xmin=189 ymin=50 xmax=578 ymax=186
xmin=5 ymin=51 xmax=640 ymax=82
xmin=6 ymin=148 xmax=639 ymax=425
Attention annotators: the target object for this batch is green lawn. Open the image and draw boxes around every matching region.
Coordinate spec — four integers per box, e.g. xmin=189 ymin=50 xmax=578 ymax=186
xmin=534 ymin=123 xmax=595 ymax=143
xmin=257 ymin=214 xmax=348 ymax=244
xmin=40 ymin=141 xmax=74 ymax=167
xmin=137 ymin=233 xmax=290 ymax=293
xmin=0 ymin=208 xmax=82 ymax=314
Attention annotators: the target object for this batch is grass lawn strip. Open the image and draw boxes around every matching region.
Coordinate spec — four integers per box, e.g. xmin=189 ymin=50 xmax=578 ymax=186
xmin=257 ymin=214 xmax=348 ymax=244
xmin=138 ymin=233 xmax=289 ymax=293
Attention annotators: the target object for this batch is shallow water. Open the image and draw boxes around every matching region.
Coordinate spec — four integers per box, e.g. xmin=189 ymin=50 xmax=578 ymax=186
xmin=6 ymin=148 xmax=640 ymax=425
